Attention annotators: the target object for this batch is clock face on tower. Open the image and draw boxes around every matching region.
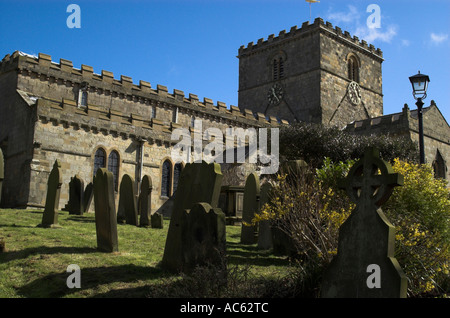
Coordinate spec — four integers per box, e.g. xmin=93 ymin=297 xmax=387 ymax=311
xmin=267 ymin=83 xmax=284 ymax=105
xmin=347 ymin=81 xmax=362 ymax=106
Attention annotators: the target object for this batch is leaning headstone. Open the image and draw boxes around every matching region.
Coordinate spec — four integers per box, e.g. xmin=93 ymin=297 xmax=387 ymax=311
xmin=182 ymin=202 xmax=226 ymax=272
xmin=0 ymin=148 xmax=4 ymax=205
xmin=117 ymin=174 xmax=138 ymax=226
xmin=40 ymin=160 xmax=63 ymax=228
xmin=151 ymin=212 xmax=164 ymax=229
xmin=83 ymin=182 xmax=94 ymax=213
xmin=162 ymin=160 xmax=223 ymax=272
xmin=321 ymin=148 xmax=407 ymax=298
xmin=241 ymin=172 xmax=260 ymax=244
xmin=139 ymin=175 xmax=153 ymax=227
xmin=257 ymin=182 xmax=273 ymax=250
xmin=93 ymin=168 xmax=119 ymax=253
xmin=68 ymin=175 xmax=85 ymax=215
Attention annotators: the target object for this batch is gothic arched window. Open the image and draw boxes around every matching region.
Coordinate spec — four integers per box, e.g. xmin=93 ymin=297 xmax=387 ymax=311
xmin=348 ymin=55 xmax=360 ymax=83
xmin=161 ymin=160 xmax=172 ymax=197
xmin=432 ymin=150 xmax=446 ymax=179
xmin=173 ymin=163 xmax=183 ymax=194
xmin=108 ymin=150 xmax=120 ymax=191
xmin=94 ymin=148 xmax=106 ymax=178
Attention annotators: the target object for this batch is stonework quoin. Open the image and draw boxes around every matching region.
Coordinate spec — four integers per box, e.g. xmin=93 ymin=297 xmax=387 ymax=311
xmin=138 ymin=175 xmax=152 ymax=227
xmin=162 ymin=161 xmax=223 ymax=272
xmin=0 ymin=148 xmax=3 ymax=205
xmin=321 ymin=147 xmax=407 ymax=298
xmin=68 ymin=175 xmax=84 ymax=215
xmin=241 ymin=172 xmax=260 ymax=244
xmin=40 ymin=160 xmax=63 ymax=228
xmin=117 ymin=174 xmax=138 ymax=226
xmin=93 ymin=168 xmax=118 ymax=253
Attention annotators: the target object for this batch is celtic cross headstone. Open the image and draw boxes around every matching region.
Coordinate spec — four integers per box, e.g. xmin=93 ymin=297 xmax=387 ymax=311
xmin=321 ymin=148 xmax=407 ymax=298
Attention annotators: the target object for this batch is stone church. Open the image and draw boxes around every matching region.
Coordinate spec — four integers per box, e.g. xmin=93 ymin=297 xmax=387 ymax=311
xmin=0 ymin=18 xmax=448 ymax=214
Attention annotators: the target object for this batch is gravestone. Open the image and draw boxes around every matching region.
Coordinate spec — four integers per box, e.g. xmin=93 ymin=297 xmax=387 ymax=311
xmin=321 ymin=148 xmax=407 ymax=298
xmin=181 ymin=202 xmax=226 ymax=272
xmin=257 ymin=182 xmax=273 ymax=250
xmin=117 ymin=174 xmax=138 ymax=226
xmin=139 ymin=175 xmax=152 ymax=227
xmin=151 ymin=212 xmax=164 ymax=229
xmin=162 ymin=160 xmax=223 ymax=272
xmin=68 ymin=175 xmax=85 ymax=215
xmin=0 ymin=148 xmax=3 ymax=205
xmin=241 ymin=172 xmax=260 ymax=244
xmin=83 ymin=182 xmax=94 ymax=212
xmin=40 ymin=160 xmax=62 ymax=228
xmin=93 ymin=168 xmax=119 ymax=253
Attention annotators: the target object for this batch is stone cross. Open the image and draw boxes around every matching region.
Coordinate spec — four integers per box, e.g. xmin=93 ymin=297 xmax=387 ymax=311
xmin=241 ymin=172 xmax=260 ymax=244
xmin=41 ymin=160 xmax=62 ymax=228
xmin=138 ymin=175 xmax=152 ymax=227
xmin=117 ymin=174 xmax=138 ymax=226
xmin=93 ymin=168 xmax=119 ymax=252
xmin=0 ymin=148 xmax=4 ymax=205
xmin=321 ymin=148 xmax=407 ymax=298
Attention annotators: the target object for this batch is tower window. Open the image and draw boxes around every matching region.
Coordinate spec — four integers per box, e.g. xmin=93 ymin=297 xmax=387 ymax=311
xmin=348 ymin=55 xmax=360 ymax=83
xmin=151 ymin=105 xmax=157 ymax=119
xmin=172 ymin=107 xmax=179 ymax=123
xmin=273 ymin=57 xmax=285 ymax=81
xmin=78 ymin=90 xmax=88 ymax=107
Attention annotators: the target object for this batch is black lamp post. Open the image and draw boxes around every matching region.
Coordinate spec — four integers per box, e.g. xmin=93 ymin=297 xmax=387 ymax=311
xmin=409 ymin=71 xmax=430 ymax=164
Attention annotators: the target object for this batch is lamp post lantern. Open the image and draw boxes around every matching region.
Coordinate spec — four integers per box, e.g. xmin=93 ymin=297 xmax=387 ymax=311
xmin=409 ymin=71 xmax=430 ymax=164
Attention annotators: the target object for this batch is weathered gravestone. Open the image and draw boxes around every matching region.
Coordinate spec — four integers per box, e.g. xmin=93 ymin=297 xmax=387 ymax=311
xmin=241 ymin=172 xmax=260 ymax=244
xmin=321 ymin=148 xmax=407 ymax=298
xmin=83 ymin=182 xmax=94 ymax=213
xmin=257 ymin=182 xmax=273 ymax=250
xmin=151 ymin=212 xmax=164 ymax=229
xmin=117 ymin=174 xmax=138 ymax=226
xmin=162 ymin=161 xmax=223 ymax=272
xmin=40 ymin=160 xmax=62 ymax=228
xmin=181 ymin=202 xmax=226 ymax=272
xmin=93 ymin=168 xmax=119 ymax=253
xmin=139 ymin=175 xmax=152 ymax=227
xmin=0 ymin=148 xmax=3 ymax=205
xmin=68 ymin=175 xmax=85 ymax=215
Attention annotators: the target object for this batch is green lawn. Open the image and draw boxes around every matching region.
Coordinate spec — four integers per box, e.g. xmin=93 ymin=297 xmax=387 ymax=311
xmin=0 ymin=209 xmax=291 ymax=298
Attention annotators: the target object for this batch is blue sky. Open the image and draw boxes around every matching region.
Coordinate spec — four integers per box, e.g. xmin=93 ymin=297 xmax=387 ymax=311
xmin=1 ymin=0 xmax=449 ymax=122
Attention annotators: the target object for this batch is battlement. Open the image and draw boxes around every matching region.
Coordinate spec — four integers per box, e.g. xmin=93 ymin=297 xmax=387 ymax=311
xmin=238 ymin=17 xmax=383 ymax=59
xmin=0 ymin=51 xmax=288 ymax=129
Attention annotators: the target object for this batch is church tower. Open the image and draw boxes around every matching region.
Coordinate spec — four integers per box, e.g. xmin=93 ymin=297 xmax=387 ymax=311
xmin=237 ymin=18 xmax=384 ymax=128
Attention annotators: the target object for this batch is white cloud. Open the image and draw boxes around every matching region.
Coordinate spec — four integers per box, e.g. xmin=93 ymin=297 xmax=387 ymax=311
xmin=354 ymin=25 xmax=398 ymax=43
xmin=430 ymin=32 xmax=448 ymax=44
xmin=401 ymin=39 xmax=411 ymax=47
xmin=327 ymin=5 xmax=360 ymax=24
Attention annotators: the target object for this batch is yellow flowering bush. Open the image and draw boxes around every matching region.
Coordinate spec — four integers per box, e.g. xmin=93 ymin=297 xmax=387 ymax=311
xmin=384 ymin=159 xmax=450 ymax=297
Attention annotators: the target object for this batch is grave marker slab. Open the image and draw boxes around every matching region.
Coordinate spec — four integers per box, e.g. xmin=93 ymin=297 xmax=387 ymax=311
xmin=139 ymin=175 xmax=152 ymax=227
xmin=40 ymin=160 xmax=62 ymax=228
xmin=241 ymin=172 xmax=260 ymax=244
xmin=162 ymin=161 xmax=223 ymax=272
xmin=68 ymin=175 xmax=85 ymax=215
xmin=321 ymin=148 xmax=407 ymax=298
xmin=0 ymin=148 xmax=3 ymax=205
xmin=93 ymin=168 xmax=119 ymax=252
xmin=83 ymin=182 xmax=94 ymax=212
xmin=117 ymin=174 xmax=138 ymax=226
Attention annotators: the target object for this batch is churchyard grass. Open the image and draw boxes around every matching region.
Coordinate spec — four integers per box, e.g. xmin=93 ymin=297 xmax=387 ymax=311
xmin=0 ymin=209 xmax=290 ymax=298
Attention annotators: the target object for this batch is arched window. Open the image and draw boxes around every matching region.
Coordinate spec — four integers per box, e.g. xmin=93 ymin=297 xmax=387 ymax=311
xmin=433 ymin=150 xmax=446 ymax=179
xmin=273 ymin=57 xmax=284 ymax=81
xmin=94 ymin=148 xmax=106 ymax=178
xmin=173 ymin=163 xmax=183 ymax=194
xmin=161 ymin=160 xmax=172 ymax=197
xmin=108 ymin=151 xmax=120 ymax=191
xmin=348 ymin=55 xmax=360 ymax=83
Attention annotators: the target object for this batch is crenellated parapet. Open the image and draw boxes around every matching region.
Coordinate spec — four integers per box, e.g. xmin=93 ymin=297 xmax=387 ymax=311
xmin=238 ymin=17 xmax=383 ymax=60
xmin=0 ymin=51 xmax=288 ymax=132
